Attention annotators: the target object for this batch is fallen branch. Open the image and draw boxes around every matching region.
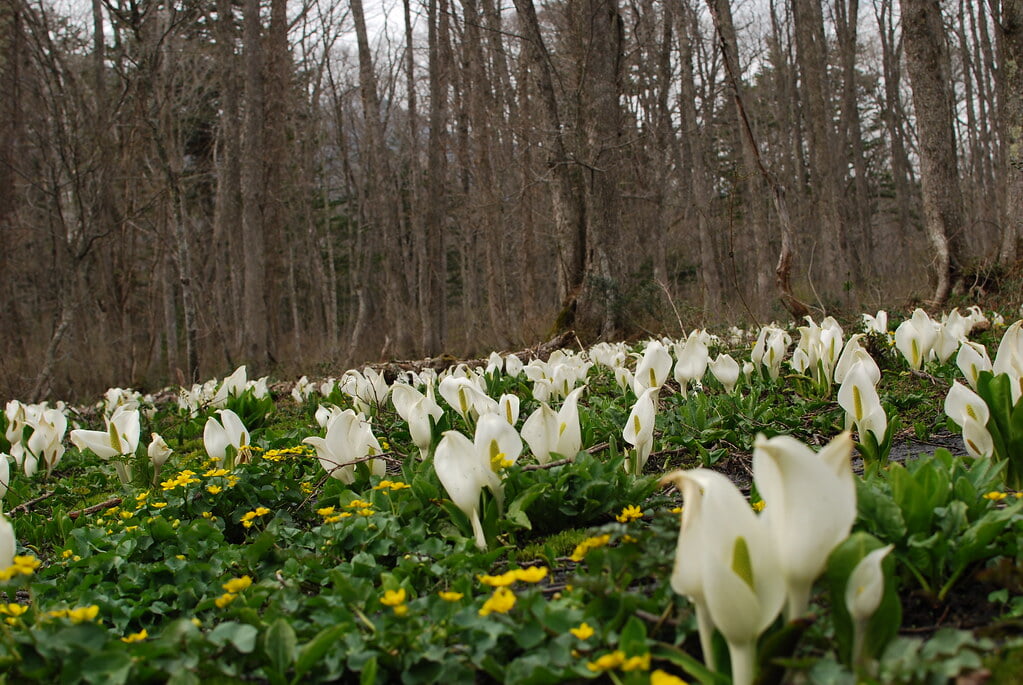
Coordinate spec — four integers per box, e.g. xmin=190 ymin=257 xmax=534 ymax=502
xmin=7 ymin=491 xmax=56 ymax=515
xmin=521 ymin=457 xmax=574 ymax=471
xmin=68 ymin=497 xmax=123 ymax=519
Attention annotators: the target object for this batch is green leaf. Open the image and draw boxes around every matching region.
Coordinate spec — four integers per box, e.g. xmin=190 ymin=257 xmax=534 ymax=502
xmin=81 ymin=650 xmax=133 ymax=685
xmin=359 ymin=655 xmax=378 ymax=685
xmin=295 ymin=625 xmax=348 ymax=679
xmin=617 ymin=615 xmax=648 ymax=656
xmin=264 ymin=617 xmax=297 ymax=679
xmin=209 ymin=621 xmax=259 ymax=654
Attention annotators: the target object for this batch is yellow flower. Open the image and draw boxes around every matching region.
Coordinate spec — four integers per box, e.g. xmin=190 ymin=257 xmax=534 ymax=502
xmin=388 ymin=482 xmax=411 ymax=491
xmin=176 ymin=555 xmax=186 ymax=561
xmin=316 ymin=506 xmax=336 ymax=516
xmin=380 ymin=589 xmax=407 ymax=607
xmin=67 ymin=605 xmax=100 ymax=623
xmin=204 ymin=468 xmax=230 ymax=477
xmin=392 ymin=604 xmax=409 ymax=617
xmin=13 ymin=556 xmax=40 ymax=571
xmin=373 ymin=480 xmax=394 ymax=490
xmin=479 ymin=587 xmax=516 ymax=616
xmin=301 ymin=482 xmax=314 ymax=494
xmin=135 ymin=492 xmax=149 ymax=502
xmin=47 ymin=609 xmax=69 ymax=619
xmin=752 ymin=499 xmax=766 ymax=512
xmin=190 ymin=618 xmax=202 ymax=627
xmin=670 ymin=506 xmax=683 ymax=514
xmin=479 ymin=571 xmax=517 ymax=587
xmin=121 ymin=629 xmax=149 ymax=643
xmin=570 ymin=534 xmax=612 ymax=562
xmin=357 ymin=508 xmax=375 ymax=517
xmin=569 ymin=622 xmax=594 ymax=640
xmin=152 ymin=502 xmax=168 ymax=508
xmin=120 ymin=510 xmax=134 ymax=520
xmin=512 ymin=566 xmax=548 ymax=583
xmin=323 ymin=515 xmax=342 ymax=523
xmin=622 ymin=653 xmax=651 ymax=671
xmin=215 ymin=593 xmax=236 ymax=608
xmin=438 ymin=591 xmax=464 ymax=602
xmin=586 ymin=651 xmax=626 ymax=672
xmin=0 ymin=555 xmax=42 ymax=580
xmin=254 ymin=507 xmax=270 ymax=516
xmin=650 ymin=669 xmax=688 ymax=685
xmin=984 ymin=491 xmax=1008 ymax=501
xmin=61 ymin=549 xmax=74 ymax=559
xmin=0 ymin=604 xmax=28 ymax=617
xmin=222 ymin=575 xmax=253 ymax=593
xmin=616 ymin=505 xmax=644 ymax=523
xmin=346 ymin=499 xmax=373 ymax=509
xmin=206 ymin=485 xmax=223 ymax=495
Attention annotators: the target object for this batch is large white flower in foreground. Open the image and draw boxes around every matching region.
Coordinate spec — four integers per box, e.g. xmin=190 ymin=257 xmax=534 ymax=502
xmin=752 ymin=432 xmax=857 ymax=619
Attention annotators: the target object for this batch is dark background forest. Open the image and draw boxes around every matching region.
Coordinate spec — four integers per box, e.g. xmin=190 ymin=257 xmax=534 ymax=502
xmin=0 ymin=0 xmax=1021 ymax=401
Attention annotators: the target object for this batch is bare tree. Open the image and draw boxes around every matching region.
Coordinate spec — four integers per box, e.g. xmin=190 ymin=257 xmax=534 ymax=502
xmin=902 ymin=0 xmax=966 ymax=303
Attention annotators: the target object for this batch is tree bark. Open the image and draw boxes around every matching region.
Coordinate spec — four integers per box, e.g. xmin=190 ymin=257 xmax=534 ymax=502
xmin=902 ymin=0 xmax=967 ymax=303
xmin=997 ymin=0 xmax=1023 ymax=263
xmin=241 ymin=0 xmax=269 ymax=366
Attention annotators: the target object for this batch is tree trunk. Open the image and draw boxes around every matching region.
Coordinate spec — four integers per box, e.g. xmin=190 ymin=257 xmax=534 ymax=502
xmin=422 ymin=0 xmax=450 ymax=353
xmin=793 ymin=0 xmax=850 ymax=292
xmin=997 ymin=0 xmax=1023 ymax=263
xmin=241 ymin=0 xmax=268 ymax=366
xmin=902 ymin=0 xmax=967 ymax=303
xmin=511 ymin=0 xmax=586 ymax=326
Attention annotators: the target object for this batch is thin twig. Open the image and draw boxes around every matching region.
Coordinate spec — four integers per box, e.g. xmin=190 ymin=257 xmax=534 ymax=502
xmin=656 ymin=279 xmax=685 ymax=335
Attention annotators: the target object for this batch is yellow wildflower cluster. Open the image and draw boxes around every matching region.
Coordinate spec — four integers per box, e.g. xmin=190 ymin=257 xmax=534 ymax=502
xmin=478 ymin=566 xmax=548 ymax=587
xmin=615 ymin=505 xmax=644 ymax=523
xmin=380 ymin=588 xmax=409 ymax=616
xmin=752 ymin=499 xmax=767 ymax=512
xmin=585 ymin=650 xmax=650 ymax=673
xmin=261 ymin=445 xmax=312 ymax=462
xmin=372 ymin=479 xmax=412 ymax=492
xmin=240 ymin=507 xmax=271 ymax=528
xmin=315 ymin=505 xmax=352 ymax=524
xmin=216 ymin=575 xmax=253 ymax=608
xmin=570 ymin=534 xmax=612 ymax=562
xmin=161 ymin=470 xmax=201 ymax=491
xmin=343 ymin=500 xmax=375 ymax=517
xmin=223 ymin=575 xmax=253 ymax=593
xmin=478 ymin=586 xmax=516 ymax=616
xmin=48 ymin=605 xmax=100 ymax=624
xmin=121 ymin=629 xmax=149 ymax=643
xmin=203 ymin=468 xmax=240 ymax=489
xmin=0 ymin=555 xmax=41 ymax=581
xmin=438 ymin=591 xmax=464 ymax=602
